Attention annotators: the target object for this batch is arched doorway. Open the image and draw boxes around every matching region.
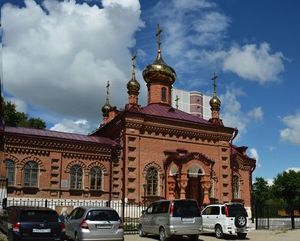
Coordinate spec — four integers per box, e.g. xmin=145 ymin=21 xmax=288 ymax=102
xmin=169 ymin=164 xmax=180 ymax=199
xmin=186 ymin=165 xmax=204 ymax=206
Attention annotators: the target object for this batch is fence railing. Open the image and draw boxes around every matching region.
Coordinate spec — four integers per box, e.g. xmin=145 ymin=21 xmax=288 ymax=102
xmin=1 ymin=198 xmax=146 ymax=234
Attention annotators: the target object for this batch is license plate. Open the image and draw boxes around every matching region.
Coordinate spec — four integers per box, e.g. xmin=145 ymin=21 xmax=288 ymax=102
xmin=32 ymin=228 xmax=51 ymax=233
xmin=96 ymin=224 xmax=112 ymax=229
xmin=182 ymin=218 xmax=193 ymax=222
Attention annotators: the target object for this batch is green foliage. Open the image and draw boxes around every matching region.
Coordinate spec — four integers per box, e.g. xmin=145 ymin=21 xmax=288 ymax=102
xmin=272 ymin=170 xmax=300 ymax=210
xmin=2 ymin=97 xmax=46 ymax=129
xmin=253 ymin=177 xmax=270 ymax=206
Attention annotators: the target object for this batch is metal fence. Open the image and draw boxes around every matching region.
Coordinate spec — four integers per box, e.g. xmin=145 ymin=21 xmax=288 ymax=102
xmin=254 ymin=204 xmax=300 ymax=230
xmin=1 ymin=198 xmax=146 ymax=234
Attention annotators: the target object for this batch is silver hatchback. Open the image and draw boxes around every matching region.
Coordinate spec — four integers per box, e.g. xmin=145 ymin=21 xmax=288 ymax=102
xmin=139 ymin=199 xmax=202 ymax=241
xmin=65 ymin=206 xmax=124 ymax=241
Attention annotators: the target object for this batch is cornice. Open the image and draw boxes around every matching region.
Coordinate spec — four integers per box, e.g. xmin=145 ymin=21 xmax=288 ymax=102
xmin=125 ymin=120 xmax=232 ymax=142
xmin=4 ymin=135 xmax=112 ymax=155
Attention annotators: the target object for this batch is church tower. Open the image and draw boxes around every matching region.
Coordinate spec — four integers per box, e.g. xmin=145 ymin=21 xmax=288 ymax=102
xmin=143 ymin=24 xmax=176 ymax=105
xmin=126 ymin=53 xmax=140 ymax=108
xmin=209 ymin=73 xmax=223 ymax=125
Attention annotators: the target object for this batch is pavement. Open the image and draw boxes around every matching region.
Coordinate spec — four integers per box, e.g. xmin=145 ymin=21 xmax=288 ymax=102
xmin=0 ymin=229 xmax=300 ymax=241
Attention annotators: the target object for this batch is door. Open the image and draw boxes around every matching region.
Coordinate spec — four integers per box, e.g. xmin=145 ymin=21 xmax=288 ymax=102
xmin=140 ymin=204 xmax=154 ymax=234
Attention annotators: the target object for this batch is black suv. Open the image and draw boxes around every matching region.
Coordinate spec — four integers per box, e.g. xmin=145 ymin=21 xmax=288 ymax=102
xmin=2 ymin=206 xmax=65 ymax=241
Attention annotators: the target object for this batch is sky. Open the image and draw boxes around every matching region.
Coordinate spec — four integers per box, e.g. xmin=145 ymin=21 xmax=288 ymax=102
xmin=1 ymin=0 xmax=299 ymax=183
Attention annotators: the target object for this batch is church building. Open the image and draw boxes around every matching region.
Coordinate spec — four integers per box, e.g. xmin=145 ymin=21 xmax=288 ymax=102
xmin=0 ymin=27 xmax=256 ymax=212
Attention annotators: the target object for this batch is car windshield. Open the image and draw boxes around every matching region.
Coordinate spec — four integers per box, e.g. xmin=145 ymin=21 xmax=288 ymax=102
xmin=173 ymin=200 xmax=200 ymax=217
xmin=20 ymin=210 xmax=58 ymax=222
xmin=227 ymin=205 xmax=248 ymax=217
xmin=86 ymin=210 xmax=120 ymax=221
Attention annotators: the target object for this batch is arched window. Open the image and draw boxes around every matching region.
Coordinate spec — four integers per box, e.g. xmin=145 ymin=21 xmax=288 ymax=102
xmin=146 ymin=167 xmax=158 ymax=196
xmin=161 ymin=87 xmax=167 ymax=101
xmin=90 ymin=167 xmax=102 ymax=190
xmin=70 ymin=165 xmax=83 ymax=190
xmin=23 ymin=161 xmax=38 ymax=187
xmin=233 ymin=175 xmax=240 ymax=199
xmin=5 ymin=160 xmax=15 ymax=186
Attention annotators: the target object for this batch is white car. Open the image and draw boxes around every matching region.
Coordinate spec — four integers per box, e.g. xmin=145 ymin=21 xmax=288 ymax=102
xmin=201 ymin=203 xmax=249 ymax=239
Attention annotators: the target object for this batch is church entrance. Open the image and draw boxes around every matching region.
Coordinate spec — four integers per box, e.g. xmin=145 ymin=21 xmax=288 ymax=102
xmin=186 ymin=165 xmax=203 ymax=206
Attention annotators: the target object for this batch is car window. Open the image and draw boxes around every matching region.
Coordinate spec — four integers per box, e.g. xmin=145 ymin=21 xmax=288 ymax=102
xmin=152 ymin=203 xmax=160 ymax=214
xmin=74 ymin=208 xmax=85 ymax=219
xmin=173 ymin=200 xmax=200 ymax=217
xmin=146 ymin=204 xmax=153 ymax=214
xmin=20 ymin=210 xmax=58 ymax=222
xmin=86 ymin=210 xmax=120 ymax=221
xmin=202 ymin=207 xmax=211 ymax=215
xmin=68 ymin=208 xmax=78 ymax=219
xmin=211 ymin=206 xmax=220 ymax=215
xmin=227 ymin=204 xmax=248 ymax=217
xmin=157 ymin=201 xmax=170 ymax=214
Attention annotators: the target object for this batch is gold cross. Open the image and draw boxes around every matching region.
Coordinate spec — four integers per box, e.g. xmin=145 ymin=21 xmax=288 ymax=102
xmin=156 ymin=24 xmax=162 ymax=51
xmin=132 ymin=52 xmax=136 ymax=70
xmin=175 ymin=95 xmax=180 ymax=109
xmin=106 ymin=81 xmax=110 ymax=101
xmin=211 ymin=72 xmax=218 ymax=95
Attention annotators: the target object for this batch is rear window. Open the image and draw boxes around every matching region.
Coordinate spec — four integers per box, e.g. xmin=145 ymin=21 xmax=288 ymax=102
xmin=173 ymin=200 xmax=200 ymax=217
xmin=224 ymin=204 xmax=248 ymax=217
xmin=20 ymin=210 xmax=58 ymax=222
xmin=86 ymin=210 xmax=120 ymax=221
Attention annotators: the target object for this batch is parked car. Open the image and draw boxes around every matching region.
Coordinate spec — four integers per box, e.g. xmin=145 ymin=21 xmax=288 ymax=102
xmin=138 ymin=199 xmax=202 ymax=241
xmin=2 ymin=206 xmax=65 ymax=241
xmin=64 ymin=206 xmax=124 ymax=241
xmin=201 ymin=203 xmax=249 ymax=239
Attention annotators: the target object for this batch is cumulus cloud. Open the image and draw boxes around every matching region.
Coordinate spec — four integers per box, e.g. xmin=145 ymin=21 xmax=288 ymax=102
xmin=221 ymin=88 xmax=263 ymax=137
xmin=248 ymin=148 xmax=260 ymax=167
xmin=6 ymin=97 xmax=27 ymax=113
xmin=247 ymin=107 xmax=263 ymax=121
xmin=286 ymin=167 xmax=300 ymax=172
xmin=280 ymin=112 xmax=300 ymax=145
xmin=222 ymin=43 xmax=284 ymax=84
xmin=2 ymin=0 xmax=144 ymax=126
xmin=50 ymin=119 xmax=93 ymax=134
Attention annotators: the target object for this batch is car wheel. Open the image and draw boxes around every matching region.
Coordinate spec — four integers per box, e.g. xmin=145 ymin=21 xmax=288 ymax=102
xmin=237 ymin=233 xmax=247 ymax=239
xmin=138 ymin=224 xmax=146 ymax=237
xmin=159 ymin=227 xmax=168 ymax=241
xmin=235 ymin=215 xmax=247 ymax=228
xmin=188 ymin=234 xmax=199 ymax=241
xmin=215 ymin=225 xmax=224 ymax=239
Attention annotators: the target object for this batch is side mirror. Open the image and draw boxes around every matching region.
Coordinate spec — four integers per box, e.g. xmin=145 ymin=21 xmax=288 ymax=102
xmin=2 ymin=198 xmax=7 ymax=210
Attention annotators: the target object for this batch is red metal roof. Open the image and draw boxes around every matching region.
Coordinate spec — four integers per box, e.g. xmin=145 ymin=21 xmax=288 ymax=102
xmin=5 ymin=126 xmax=117 ymax=146
xmin=129 ymin=103 xmax=213 ymax=125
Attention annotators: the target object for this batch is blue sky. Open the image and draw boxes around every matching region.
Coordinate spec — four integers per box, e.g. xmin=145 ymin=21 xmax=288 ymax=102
xmin=1 ymin=0 xmax=299 ymax=182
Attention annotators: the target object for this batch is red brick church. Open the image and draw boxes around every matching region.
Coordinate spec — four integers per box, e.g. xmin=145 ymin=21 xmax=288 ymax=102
xmin=0 ymin=28 xmax=256 ymax=212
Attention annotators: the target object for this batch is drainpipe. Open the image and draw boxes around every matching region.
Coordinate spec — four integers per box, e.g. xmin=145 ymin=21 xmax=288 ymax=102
xmin=230 ymin=128 xmax=238 ymax=202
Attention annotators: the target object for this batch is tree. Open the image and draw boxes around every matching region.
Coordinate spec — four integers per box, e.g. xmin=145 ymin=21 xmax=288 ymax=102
xmin=253 ymin=177 xmax=270 ymax=207
xmin=272 ymin=170 xmax=300 ymax=229
xmin=2 ymin=98 xmax=46 ymax=129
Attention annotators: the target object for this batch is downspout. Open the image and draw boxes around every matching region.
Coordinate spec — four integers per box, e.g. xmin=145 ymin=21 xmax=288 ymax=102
xmin=108 ymin=145 xmax=116 ymax=207
xmin=121 ymin=124 xmax=126 ymax=221
xmin=230 ymin=128 xmax=238 ymax=202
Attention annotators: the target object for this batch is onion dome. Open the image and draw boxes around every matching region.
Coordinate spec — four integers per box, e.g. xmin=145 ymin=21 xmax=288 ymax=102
xmin=209 ymin=73 xmax=221 ymax=110
xmin=102 ymin=81 xmax=111 ymax=117
xmin=210 ymin=95 xmax=221 ymax=110
xmin=127 ymin=54 xmax=140 ymax=95
xmin=143 ymin=24 xmax=176 ymax=85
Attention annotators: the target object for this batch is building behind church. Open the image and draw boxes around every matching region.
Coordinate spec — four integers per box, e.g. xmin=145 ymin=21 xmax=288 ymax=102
xmin=0 ymin=27 xmax=256 ymax=214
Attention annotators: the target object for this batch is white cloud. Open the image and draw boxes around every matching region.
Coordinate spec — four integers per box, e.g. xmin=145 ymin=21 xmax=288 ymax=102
xmin=221 ymin=88 xmax=264 ymax=138
xmin=248 ymin=148 xmax=260 ymax=167
xmin=266 ymin=178 xmax=274 ymax=186
xmin=247 ymin=107 xmax=263 ymax=121
xmin=6 ymin=97 xmax=27 ymax=113
xmin=2 ymin=0 xmax=144 ymax=125
xmin=280 ymin=112 xmax=300 ymax=145
xmin=222 ymin=43 xmax=284 ymax=84
xmin=286 ymin=167 xmax=300 ymax=172
xmin=50 ymin=119 xmax=93 ymax=134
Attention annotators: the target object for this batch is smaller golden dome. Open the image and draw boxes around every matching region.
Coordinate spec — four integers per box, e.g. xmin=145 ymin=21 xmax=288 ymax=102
xmin=210 ymin=95 xmax=221 ymax=110
xmin=127 ymin=78 xmax=140 ymax=94
xmin=102 ymin=102 xmax=111 ymax=117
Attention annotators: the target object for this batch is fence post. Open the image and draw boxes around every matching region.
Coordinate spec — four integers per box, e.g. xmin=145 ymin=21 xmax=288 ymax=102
xmin=291 ymin=209 xmax=295 ymax=229
xmin=255 ymin=205 xmax=258 ymax=230
xmin=45 ymin=199 xmax=48 ymax=207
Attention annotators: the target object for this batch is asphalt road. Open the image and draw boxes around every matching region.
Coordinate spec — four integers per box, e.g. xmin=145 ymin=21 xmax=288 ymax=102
xmin=1 ymin=229 xmax=300 ymax=241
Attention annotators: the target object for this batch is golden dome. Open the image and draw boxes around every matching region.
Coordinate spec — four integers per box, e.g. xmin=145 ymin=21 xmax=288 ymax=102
xmin=102 ymin=102 xmax=111 ymax=117
xmin=143 ymin=24 xmax=176 ymax=85
xmin=127 ymin=78 xmax=140 ymax=94
xmin=209 ymin=95 xmax=221 ymax=110
xmin=143 ymin=56 xmax=176 ymax=85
